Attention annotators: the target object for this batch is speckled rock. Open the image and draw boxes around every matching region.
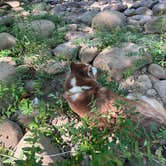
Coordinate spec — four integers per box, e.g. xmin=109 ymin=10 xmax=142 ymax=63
xmin=0 ymin=120 xmax=23 ymax=148
xmin=92 ymin=10 xmax=127 ymax=31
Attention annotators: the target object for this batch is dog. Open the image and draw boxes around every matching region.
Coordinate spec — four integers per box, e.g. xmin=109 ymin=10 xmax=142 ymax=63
xmin=64 ymin=62 xmax=166 ymax=129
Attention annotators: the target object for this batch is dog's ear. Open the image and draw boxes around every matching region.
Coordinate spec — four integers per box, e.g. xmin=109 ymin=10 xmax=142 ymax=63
xmin=70 ymin=62 xmax=77 ymax=71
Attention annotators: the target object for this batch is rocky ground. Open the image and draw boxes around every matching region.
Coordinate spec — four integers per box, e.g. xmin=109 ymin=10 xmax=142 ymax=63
xmin=0 ymin=0 xmax=166 ymax=165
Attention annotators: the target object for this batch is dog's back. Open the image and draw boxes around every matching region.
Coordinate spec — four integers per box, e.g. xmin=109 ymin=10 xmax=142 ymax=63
xmin=64 ymin=62 xmax=166 ymax=128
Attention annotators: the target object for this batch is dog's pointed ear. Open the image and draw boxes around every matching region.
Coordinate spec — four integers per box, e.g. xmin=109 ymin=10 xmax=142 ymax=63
xmin=70 ymin=62 xmax=76 ymax=71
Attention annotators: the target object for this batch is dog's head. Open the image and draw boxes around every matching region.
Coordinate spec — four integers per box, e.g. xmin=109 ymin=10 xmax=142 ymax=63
xmin=70 ymin=62 xmax=97 ymax=80
xmin=64 ymin=62 xmax=98 ymax=102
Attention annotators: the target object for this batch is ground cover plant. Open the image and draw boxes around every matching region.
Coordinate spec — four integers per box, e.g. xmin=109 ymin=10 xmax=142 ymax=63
xmin=0 ymin=1 xmax=166 ymax=166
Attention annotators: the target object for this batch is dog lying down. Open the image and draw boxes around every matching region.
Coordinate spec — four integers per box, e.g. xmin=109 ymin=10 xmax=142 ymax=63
xmin=64 ymin=62 xmax=166 ymax=129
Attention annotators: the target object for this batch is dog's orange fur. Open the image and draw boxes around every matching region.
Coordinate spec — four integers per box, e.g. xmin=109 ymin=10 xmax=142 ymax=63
xmin=64 ymin=63 xmax=166 ymax=129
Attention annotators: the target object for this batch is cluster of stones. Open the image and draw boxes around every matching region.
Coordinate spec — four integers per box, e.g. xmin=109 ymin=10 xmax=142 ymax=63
xmin=0 ymin=0 xmax=166 ymax=165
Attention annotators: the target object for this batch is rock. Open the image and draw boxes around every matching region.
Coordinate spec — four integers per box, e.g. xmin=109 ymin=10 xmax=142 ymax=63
xmin=0 ymin=57 xmax=16 ymax=66
xmin=144 ymin=15 xmax=166 ymax=34
xmin=136 ymin=74 xmax=152 ymax=91
xmin=43 ymin=61 xmax=67 ymax=74
xmin=92 ymin=10 xmax=126 ymax=31
xmin=0 ymin=33 xmax=16 ymax=50
xmin=0 ymin=120 xmax=23 ymax=148
xmin=65 ymin=31 xmax=86 ymax=41
xmin=139 ymin=15 xmax=152 ymax=25
xmin=154 ymin=80 xmax=166 ymax=104
xmin=18 ymin=19 xmax=55 ymax=38
xmin=52 ymin=4 xmax=66 ymax=15
xmin=0 ymin=15 xmax=13 ymax=26
xmin=77 ymin=10 xmax=98 ymax=25
xmin=153 ymin=3 xmax=166 ymax=15
xmin=12 ymin=110 xmax=39 ymax=125
xmin=104 ymin=2 xmax=127 ymax=12
xmin=146 ymin=89 xmax=157 ymax=97
xmin=93 ymin=42 xmax=152 ymax=80
xmin=135 ymin=7 xmax=153 ymax=15
xmin=0 ymin=62 xmax=16 ymax=82
xmin=124 ymin=8 xmax=136 ymax=16
xmin=79 ymin=45 xmax=99 ymax=63
xmin=52 ymin=42 xmax=80 ymax=60
xmin=14 ymin=131 xmax=64 ymax=165
xmin=24 ymin=80 xmax=39 ymax=93
xmin=148 ymin=63 xmax=166 ymax=79
xmin=6 ymin=1 xmax=20 ymax=8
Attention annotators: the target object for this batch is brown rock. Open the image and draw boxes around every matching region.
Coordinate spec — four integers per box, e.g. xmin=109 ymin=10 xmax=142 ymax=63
xmin=0 ymin=120 xmax=23 ymax=148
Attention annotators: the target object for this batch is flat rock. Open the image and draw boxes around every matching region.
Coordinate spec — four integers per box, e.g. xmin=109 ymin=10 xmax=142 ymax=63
xmin=14 ymin=131 xmax=64 ymax=165
xmin=92 ymin=10 xmax=126 ymax=31
xmin=144 ymin=15 xmax=166 ymax=34
xmin=154 ymin=80 xmax=166 ymax=104
xmin=0 ymin=33 xmax=16 ymax=50
xmin=93 ymin=42 xmax=152 ymax=80
xmin=148 ymin=63 xmax=166 ymax=79
xmin=0 ymin=120 xmax=23 ymax=148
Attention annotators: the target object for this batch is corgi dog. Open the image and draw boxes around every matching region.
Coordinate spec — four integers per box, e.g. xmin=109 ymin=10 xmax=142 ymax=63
xmin=64 ymin=62 xmax=166 ymax=129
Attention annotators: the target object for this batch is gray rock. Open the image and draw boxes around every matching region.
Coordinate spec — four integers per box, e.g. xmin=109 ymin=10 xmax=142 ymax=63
xmin=146 ymin=89 xmax=157 ymax=97
xmin=18 ymin=19 xmax=55 ymax=38
xmin=139 ymin=15 xmax=152 ymax=25
xmin=92 ymin=10 xmax=127 ymax=31
xmin=24 ymin=80 xmax=39 ymax=93
xmin=93 ymin=42 xmax=152 ymax=80
xmin=78 ymin=10 xmax=99 ymax=25
xmin=124 ymin=8 xmax=136 ymax=16
xmin=52 ymin=42 xmax=80 ymax=60
xmin=0 ymin=15 xmax=13 ymax=26
xmin=135 ymin=7 xmax=153 ymax=15
xmin=0 ymin=120 xmax=23 ymax=148
xmin=43 ymin=61 xmax=67 ymax=74
xmin=65 ymin=31 xmax=86 ymax=41
xmin=0 ymin=62 xmax=16 ymax=82
xmin=14 ymin=131 xmax=64 ymax=165
xmin=144 ymin=15 xmax=166 ymax=34
xmin=79 ymin=45 xmax=99 ymax=63
xmin=148 ymin=63 xmax=166 ymax=79
xmin=0 ymin=33 xmax=16 ymax=50
xmin=154 ymin=80 xmax=166 ymax=104
xmin=136 ymin=74 xmax=152 ymax=91
xmin=153 ymin=3 xmax=166 ymax=15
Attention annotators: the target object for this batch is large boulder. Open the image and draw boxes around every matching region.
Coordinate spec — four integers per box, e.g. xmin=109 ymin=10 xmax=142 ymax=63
xmin=0 ymin=33 xmax=16 ymax=50
xmin=92 ymin=10 xmax=126 ymax=31
xmin=0 ymin=120 xmax=23 ymax=148
xmin=14 ymin=131 xmax=64 ymax=166
xmin=18 ymin=19 xmax=55 ymax=38
xmin=93 ymin=42 xmax=152 ymax=80
xmin=144 ymin=15 xmax=166 ymax=34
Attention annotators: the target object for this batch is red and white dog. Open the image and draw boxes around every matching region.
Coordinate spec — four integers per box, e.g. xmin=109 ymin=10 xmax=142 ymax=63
xmin=64 ymin=62 xmax=166 ymax=129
